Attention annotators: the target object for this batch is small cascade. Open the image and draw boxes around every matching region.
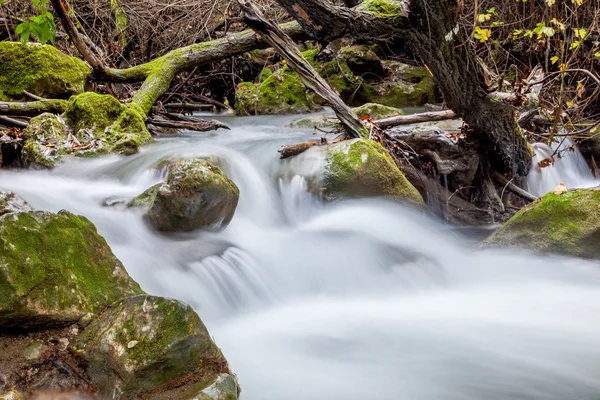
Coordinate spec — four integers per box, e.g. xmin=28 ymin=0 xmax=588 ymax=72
xmin=527 ymin=137 xmax=598 ymax=196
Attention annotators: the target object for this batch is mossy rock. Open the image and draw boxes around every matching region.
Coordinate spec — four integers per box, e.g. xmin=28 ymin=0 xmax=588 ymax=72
xmin=235 ymin=49 xmax=323 ymax=115
xmin=74 ymin=295 xmax=233 ymax=397
xmin=144 ymin=159 xmax=240 ymax=232
xmin=0 ymin=192 xmax=32 ymax=218
xmin=64 ymin=92 xmax=152 ymax=156
xmin=20 ymin=113 xmax=70 ymax=169
xmin=0 ymin=42 xmax=90 ymax=99
xmin=485 ymin=188 xmax=600 ymax=258
xmin=324 ymin=139 xmax=423 ymax=204
xmin=0 ymin=210 xmax=143 ymax=331
xmin=356 ymin=0 xmax=407 ymax=22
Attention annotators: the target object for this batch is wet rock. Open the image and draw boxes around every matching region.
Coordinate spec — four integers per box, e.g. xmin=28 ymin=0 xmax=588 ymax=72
xmin=0 ymin=192 xmax=32 ymax=217
xmin=143 ymin=159 xmax=239 ymax=232
xmin=127 ymin=184 xmax=160 ymax=210
xmin=74 ymin=295 xmax=235 ymax=398
xmin=324 ymin=138 xmax=423 ymax=204
xmin=0 ymin=210 xmax=143 ymax=330
xmin=0 ymin=42 xmax=90 ymax=100
xmin=20 ymin=113 xmax=70 ymax=169
xmin=485 ymin=187 xmax=600 ymax=258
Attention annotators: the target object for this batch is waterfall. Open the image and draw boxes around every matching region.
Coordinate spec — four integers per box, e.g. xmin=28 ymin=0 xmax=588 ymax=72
xmin=527 ymin=137 xmax=598 ymax=196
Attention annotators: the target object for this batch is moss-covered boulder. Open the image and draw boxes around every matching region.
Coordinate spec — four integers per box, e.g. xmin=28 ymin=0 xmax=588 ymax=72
xmin=20 ymin=113 xmax=71 ymax=169
xmin=323 ymin=139 xmax=423 ymax=204
xmin=127 ymin=184 xmax=160 ymax=210
xmin=74 ymin=295 xmax=236 ymax=398
xmin=485 ymin=188 xmax=600 ymax=258
xmin=64 ymin=92 xmax=152 ymax=156
xmin=0 ymin=192 xmax=32 ymax=217
xmin=143 ymin=159 xmax=239 ymax=232
xmin=235 ymin=62 xmax=323 ymax=115
xmin=0 ymin=210 xmax=143 ymax=330
xmin=0 ymin=42 xmax=90 ymax=99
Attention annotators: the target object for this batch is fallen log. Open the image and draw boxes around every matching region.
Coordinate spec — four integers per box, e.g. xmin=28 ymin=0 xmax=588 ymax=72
xmin=278 ymin=140 xmax=321 ymax=159
xmin=0 ymin=116 xmax=28 ymax=128
xmin=375 ymin=110 xmax=457 ymax=129
xmin=492 ymin=171 xmax=537 ymax=203
xmin=0 ymin=99 xmax=68 ymax=116
xmin=146 ymin=117 xmax=230 ymax=132
xmin=238 ymin=0 xmax=367 ymax=139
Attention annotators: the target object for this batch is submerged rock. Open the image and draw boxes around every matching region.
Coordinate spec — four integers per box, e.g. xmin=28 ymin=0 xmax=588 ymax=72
xmin=485 ymin=187 xmax=600 ymax=258
xmin=0 ymin=210 xmax=143 ymax=330
xmin=0 ymin=192 xmax=32 ymax=217
xmin=324 ymin=139 xmax=423 ymax=204
xmin=142 ymin=159 xmax=239 ymax=232
xmin=75 ymin=295 xmax=235 ymax=398
xmin=0 ymin=42 xmax=90 ymax=100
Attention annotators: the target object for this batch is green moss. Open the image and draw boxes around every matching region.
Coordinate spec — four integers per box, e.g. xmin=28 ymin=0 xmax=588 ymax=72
xmin=485 ymin=188 xmax=600 ymax=258
xmin=64 ymin=92 xmax=152 ymax=156
xmin=21 ymin=113 xmax=70 ymax=169
xmin=0 ymin=210 xmax=143 ymax=330
xmin=356 ymin=0 xmax=406 ymax=21
xmin=324 ymin=139 xmax=423 ymax=204
xmin=0 ymin=42 xmax=90 ymax=99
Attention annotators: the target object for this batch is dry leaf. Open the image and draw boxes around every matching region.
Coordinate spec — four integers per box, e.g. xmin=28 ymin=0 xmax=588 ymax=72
xmin=553 ymin=183 xmax=568 ymax=195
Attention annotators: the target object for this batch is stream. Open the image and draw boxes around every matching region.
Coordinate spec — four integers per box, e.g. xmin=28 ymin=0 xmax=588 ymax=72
xmin=2 ymin=114 xmax=600 ymax=399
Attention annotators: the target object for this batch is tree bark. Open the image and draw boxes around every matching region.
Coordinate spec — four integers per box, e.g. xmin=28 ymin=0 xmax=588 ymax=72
xmin=238 ymin=0 xmax=367 ymax=139
xmin=376 ymin=110 xmax=457 ymax=129
xmin=0 ymin=100 xmax=68 ymax=116
xmin=272 ymin=0 xmax=531 ymax=180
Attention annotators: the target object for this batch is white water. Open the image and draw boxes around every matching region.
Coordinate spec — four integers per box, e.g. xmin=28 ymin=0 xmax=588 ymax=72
xmin=2 ymin=115 xmax=600 ymax=399
xmin=528 ymin=137 xmax=598 ymax=196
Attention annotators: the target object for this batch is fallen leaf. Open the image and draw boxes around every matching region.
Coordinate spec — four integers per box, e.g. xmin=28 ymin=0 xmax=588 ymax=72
xmin=553 ymin=183 xmax=568 ymax=195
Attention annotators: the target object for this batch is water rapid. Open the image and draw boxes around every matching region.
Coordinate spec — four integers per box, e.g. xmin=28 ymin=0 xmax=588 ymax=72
xmin=2 ymin=115 xmax=600 ymax=399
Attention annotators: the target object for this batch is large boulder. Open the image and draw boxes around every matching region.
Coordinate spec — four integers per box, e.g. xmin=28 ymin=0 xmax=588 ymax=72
xmin=74 ymin=295 xmax=237 ymax=398
xmin=0 ymin=42 xmax=90 ymax=100
xmin=485 ymin=187 xmax=600 ymax=258
xmin=136 ymin=159 xmax=240 ymax=232
xmin=0 ymin=209 xmax=143 ymax=330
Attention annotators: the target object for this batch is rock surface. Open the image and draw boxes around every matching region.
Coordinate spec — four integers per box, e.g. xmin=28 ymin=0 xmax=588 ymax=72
xmin=0 ymin=42 xmax=90 ymax=100
xmin=0 ymin=209 xmax=143 ymax=330
xmin=20 ymin=113 xmax=70 ymax=169
xmin=143 ymin=159 xmax=240 ymax=232
xmin=485 ymin=187 xmax=600 ymax=258
xmin=323 ymin=139 xmax=423 ymax=204
xmin=0 ymin=192 xmax=32 ymax=217
xmin=74 ymin=295 xmax=234 ymax=398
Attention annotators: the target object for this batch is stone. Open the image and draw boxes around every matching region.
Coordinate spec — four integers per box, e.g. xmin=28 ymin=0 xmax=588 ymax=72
xmin=0 ymin=210 xmax=143 ymax=330
xmin=20 ymin=113 xmax=70 ymax=169
xmin=74 ymin=295 xmax=234 ymax=398
xmin=485 ymin=187 xmax=600 ymax=258
xmin=0 ymin=42 xmax=90 ymax=99
xmin=0 ymin=192 xmax=32 ymax=217
xmin=143 ymin=159 xmax=239 ymax=232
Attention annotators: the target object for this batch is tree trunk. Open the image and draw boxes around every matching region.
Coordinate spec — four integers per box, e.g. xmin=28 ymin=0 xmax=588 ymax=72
xmin=272 ymin=0 xmax=531 ymax=181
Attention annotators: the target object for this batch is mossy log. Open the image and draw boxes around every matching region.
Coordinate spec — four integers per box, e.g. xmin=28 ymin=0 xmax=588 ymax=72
xmin=0 ymin=99 xmax=67 ymax=116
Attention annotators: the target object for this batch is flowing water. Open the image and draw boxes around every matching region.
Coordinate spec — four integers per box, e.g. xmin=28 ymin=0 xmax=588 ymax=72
xmin=528 ymin=136 xmax=598 ymax=196
xmin=2 ymin=115 xmax=600 ymax=399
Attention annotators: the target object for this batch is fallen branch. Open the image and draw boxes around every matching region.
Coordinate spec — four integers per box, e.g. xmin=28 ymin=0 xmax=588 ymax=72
xmin=0 ymin=99 xmax=68 ymax=116
xmin=278 ymin=140 xmax=321 ymax=159
xmin=492 ymin=171 xmax=537 ymax=203
xmin=146 ymin=117 xmax=230 ymax=132
xmin=0 ymin=116 xmax=28 ymax=128
xmin=163 ymin=103 xmax=215 ymax=112
xmin=375 ymin=110 xmax=457 ymax=129
xmin=238 ymin=0 xmax=367 ymax=139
